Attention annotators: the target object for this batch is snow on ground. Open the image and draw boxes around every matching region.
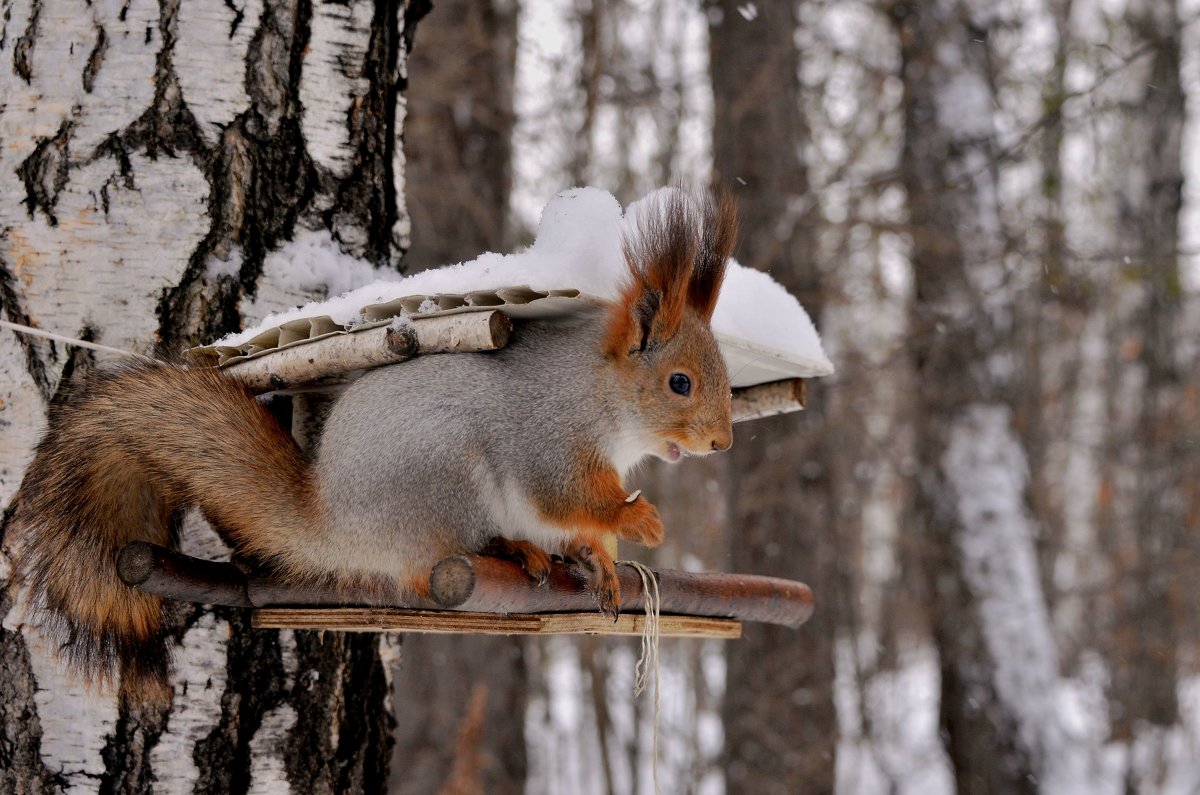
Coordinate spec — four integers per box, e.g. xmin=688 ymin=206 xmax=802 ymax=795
xmin=835 ymin=641 xmax=954 ymax=795
xmin=216 ymin=188 xmax=833 ymax=376
xmin=835 ymin=638 xmax=1200 ymax=795
xmin=525 ymin=636 xmax=726 ymax=795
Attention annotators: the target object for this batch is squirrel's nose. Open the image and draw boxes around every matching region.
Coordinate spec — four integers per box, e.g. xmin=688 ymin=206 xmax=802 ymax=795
xmin=711 ymin=434 xmax=732 ymax=452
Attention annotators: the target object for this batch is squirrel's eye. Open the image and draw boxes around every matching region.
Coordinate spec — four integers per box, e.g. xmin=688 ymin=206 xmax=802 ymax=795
xmin=669 ymin=373 xmax=692 ymax=396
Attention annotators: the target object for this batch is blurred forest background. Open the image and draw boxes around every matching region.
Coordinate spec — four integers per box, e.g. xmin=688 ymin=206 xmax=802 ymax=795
xmin=398 ymin=0 xmax=1200 ymax=793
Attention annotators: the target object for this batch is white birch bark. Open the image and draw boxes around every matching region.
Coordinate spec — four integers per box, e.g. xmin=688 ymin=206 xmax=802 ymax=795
xmin=0 ymin=0 xmax=423 ymax=790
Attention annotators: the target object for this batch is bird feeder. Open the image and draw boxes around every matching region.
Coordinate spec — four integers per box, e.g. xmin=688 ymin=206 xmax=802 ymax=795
xmin=122 ymin=287 xmax=821 ymax=638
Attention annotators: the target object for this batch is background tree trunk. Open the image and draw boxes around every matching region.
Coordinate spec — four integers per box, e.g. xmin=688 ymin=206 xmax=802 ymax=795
xmin=709 ymin=3 xmax=839 ymax=792
xmin=402 ymin=0 xmax=517 ymax=268
xmin=388 ymin=2 xmax=526 ymax=792
xmin=895 ymin=2 xmax=1066 ymax=791
xmin=1021 ymin=0 xmax=1074 ymax=616
xmin=0 ymin=0 xmax=425 ymax=790
xmin=1098 ymin=0 xmax=1189 ymax=775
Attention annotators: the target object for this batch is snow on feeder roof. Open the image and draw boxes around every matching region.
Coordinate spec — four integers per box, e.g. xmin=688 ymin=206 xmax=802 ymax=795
xmin=190 ymin=187 xmax=834 ymax=392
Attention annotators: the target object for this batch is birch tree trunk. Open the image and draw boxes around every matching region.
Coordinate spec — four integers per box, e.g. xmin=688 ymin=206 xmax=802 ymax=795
xmin=0 ymin=0 xmax=425 ymax=790
xmin=710 ymin=3 xmax=838 ymax=792
xmin=895 ymin=2 xmax=1067 ymax=791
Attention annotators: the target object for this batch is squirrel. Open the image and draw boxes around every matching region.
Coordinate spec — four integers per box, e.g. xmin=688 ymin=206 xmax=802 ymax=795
xmin=4 ymin=188 xmax=738 ymax=707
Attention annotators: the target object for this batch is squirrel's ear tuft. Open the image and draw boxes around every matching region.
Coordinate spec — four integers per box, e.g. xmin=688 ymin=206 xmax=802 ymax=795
xmin=605 ymin=191 xmax=699 ymax=356
xmin=688 ymin=188 xmax=737 ymax=321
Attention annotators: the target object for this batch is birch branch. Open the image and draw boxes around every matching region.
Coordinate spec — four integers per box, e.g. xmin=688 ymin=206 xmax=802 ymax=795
xmin=204 ymin=312 xmax=805 ymax=423
xmin=217 ymin=310 xmax=513 ymax=393
xmin=732 ymin=378 xmax=807 ymax=422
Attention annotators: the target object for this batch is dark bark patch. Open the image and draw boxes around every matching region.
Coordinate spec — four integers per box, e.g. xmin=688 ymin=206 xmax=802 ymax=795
xmin=97 ymin=707 xmax=167 ymax=795
xmin=17 ymin=119 xmax=73 ymax=226
xmin=192 ymin=607 xmax=288 ymax=794
xmin=284 ymin=632 xmax=394 ymax=795
xmin=244 ymin=0 xmax=308 ymax=139
xmin=83 ymin=21 xmax=109 ymax=93
xmin=118 ymin=0 xmax=206 ymax=159
xmin=0 ymin=566 xmax=60 ymax=793
xmin=0 ymin=631 xmax=60 ymax=793
xmin=333 ymin=636 xmax=395 ymax=794
xmin=0 ymin=3 xmax=13 ymax=53
xmin=323 ymin=0 xmax=416 ymax=268
xmin=223 ymin=0 xmax=246 ymax=38
xmin=238 ymin=114 xmax=317 ymax=264
xmin=13 ymin=0 xmax=41 ymax=82
xmin=0 ymin=259 xmax=54 ymax=400
xmin=235 ymin=0 xmax=317 ymax=259
xmin=89 ymin=136 xmax=138 ymax=221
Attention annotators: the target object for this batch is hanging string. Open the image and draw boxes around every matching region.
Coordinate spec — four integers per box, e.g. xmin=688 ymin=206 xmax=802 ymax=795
xmin=621 ymin=559 xmax=662 ymax=795
xmin=0 ymin=319 xmax=153 ymax=360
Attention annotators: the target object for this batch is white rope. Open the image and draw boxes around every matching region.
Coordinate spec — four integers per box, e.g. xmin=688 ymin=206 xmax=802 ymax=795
xmin=0 ymin=319 xmax=152 ymax=360
xmin=622 ymin=559 xmax=662 ymax=795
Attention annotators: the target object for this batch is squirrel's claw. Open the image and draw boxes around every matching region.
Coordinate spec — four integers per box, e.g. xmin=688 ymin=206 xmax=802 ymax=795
xmin=602 ymin=595 xmax=620 ymax=623
xmin=522 ymin=551 xmax=553 ymax=588
xmin=594 ymin=575 xmax=620 ymax=622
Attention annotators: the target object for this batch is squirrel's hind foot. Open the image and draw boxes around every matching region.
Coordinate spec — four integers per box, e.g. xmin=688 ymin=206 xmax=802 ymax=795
xmin=480 ymin=537 xmax=553 ymax=587
xmin=562 ymin=536 xmax=620 ymax=621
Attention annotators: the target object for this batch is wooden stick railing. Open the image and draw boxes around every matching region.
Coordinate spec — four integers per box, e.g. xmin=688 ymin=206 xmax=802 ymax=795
xmin=116 ymin=542 xmax=814 ymax=629
xmin=429 ymin=554 xmax=813 ymax=628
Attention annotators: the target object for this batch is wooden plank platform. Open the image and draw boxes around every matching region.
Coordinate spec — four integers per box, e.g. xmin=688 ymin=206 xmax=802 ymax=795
xmin=252 ymin=607 xmax=743 ymax=639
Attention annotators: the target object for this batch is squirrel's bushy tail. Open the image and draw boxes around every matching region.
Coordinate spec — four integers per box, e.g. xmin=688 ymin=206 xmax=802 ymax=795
xmin=6 ymin=361 xmax=316 ymax=706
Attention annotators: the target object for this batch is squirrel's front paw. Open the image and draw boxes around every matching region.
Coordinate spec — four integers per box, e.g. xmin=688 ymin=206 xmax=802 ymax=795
xmin=618 ymin=498 xmax=665 ymax=548
xmin=563 ymin=537 xmax=621 ymax=621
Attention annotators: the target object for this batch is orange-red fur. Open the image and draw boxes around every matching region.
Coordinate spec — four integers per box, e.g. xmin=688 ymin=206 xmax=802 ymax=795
xmin=534 ymin=447 xmax=666 ymax=546
xmin=556 ymin=188 xmax=736 ymax=611
xmin=606 ymin=192 xmax=697 ymax=357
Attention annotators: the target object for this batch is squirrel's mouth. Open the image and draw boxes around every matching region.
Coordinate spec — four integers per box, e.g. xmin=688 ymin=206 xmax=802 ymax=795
xmin=659 ymin=440 xmax=717 ymax=462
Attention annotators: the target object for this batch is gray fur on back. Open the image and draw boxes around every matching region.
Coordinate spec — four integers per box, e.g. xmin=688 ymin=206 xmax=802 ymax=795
xmin=314 ymin=311 xmax=631 ymax=583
